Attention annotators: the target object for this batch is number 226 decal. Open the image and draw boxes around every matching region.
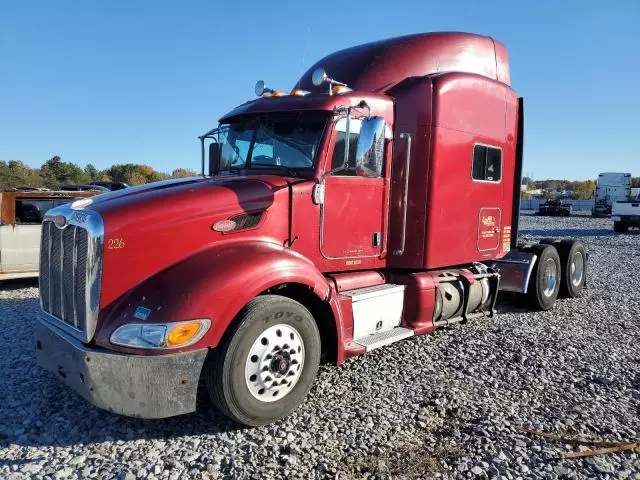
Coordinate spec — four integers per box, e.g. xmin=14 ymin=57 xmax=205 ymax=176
xmin=107 ymin=237 xmax=126 ymax=250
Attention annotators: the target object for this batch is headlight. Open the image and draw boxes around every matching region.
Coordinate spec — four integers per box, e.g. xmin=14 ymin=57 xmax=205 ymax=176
xmin=110 ymin=319 xmax=210 ymax=349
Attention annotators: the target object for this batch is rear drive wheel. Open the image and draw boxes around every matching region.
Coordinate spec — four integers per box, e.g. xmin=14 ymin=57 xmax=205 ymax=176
xmin=205 ymin=295 xmax=321 ymax=426
xmin=613 ymin=221 xmax=627 ymax=233
xmin=555 ymin=240 xmax=587 ymax=298
xmin=523 ymin=244 xmax=561 ymax=310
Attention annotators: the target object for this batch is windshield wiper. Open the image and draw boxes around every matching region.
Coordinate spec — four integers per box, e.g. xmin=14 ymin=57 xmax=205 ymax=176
xmin=250 ymin=163 xmax=299 ymax=177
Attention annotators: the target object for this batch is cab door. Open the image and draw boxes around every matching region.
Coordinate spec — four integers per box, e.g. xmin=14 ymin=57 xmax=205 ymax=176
xmin=320 ymin=117 xmax=386 ymax=263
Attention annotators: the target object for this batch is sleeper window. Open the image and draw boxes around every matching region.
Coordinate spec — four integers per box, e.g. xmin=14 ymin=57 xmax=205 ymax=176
xmin=472 ymin=145 xmax=502 ymax=182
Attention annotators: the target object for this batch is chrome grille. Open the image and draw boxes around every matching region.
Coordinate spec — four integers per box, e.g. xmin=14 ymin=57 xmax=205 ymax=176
xmin=40 ymin=208 xmax=103 ymax=342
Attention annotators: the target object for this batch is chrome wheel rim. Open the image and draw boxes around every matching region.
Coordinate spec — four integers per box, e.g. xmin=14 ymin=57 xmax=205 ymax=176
xmin=245 ymin=324 xmax=305 ymax=403
xmin=570 ymin=251 xmax=584 ymax=287
xmin=542 ymin=258 xmax=558 ymax=297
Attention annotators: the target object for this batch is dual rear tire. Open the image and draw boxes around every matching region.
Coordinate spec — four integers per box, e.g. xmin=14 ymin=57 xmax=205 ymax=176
xmin=523 ymin=239 xmax=587 ymax=310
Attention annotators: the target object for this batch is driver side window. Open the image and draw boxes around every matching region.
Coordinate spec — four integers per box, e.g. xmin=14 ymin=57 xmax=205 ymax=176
xmin=330 ymin=118 xmax=361 ymax=176
xmin=219 ymin=124 xmax=252 ymax=171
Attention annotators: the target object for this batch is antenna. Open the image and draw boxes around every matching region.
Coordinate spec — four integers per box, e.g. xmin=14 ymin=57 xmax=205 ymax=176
xmin=296 ymin=24 xmax=312 ymax=89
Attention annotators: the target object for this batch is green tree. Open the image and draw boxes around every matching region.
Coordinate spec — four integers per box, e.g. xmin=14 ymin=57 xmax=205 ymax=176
xmin=108 ymin=164 xmax=142 ymax=184
xmin=572 ymin=180 xmax=596 ymax=199
xmin=129 ymin=171 xmax=148 ymax=186
xmin=0 ymin=160 xmax=44 ymax=190
xmin=171 ymin=168 xmax=197 ymax=178
xmin=84 ymin=164 xmax=99 ymax=182
xmin=40 ymin=156 xmax=89 ymax=187
xmin=108 ymin=163 xmax=170 ymax=185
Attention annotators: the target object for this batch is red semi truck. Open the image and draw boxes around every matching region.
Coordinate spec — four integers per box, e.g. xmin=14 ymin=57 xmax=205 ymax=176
xmin=35 ymin=32 xmax=587 ymax=426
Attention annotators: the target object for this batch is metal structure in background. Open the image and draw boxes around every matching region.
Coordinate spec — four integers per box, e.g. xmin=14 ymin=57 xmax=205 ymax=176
xmin=520 ymin=199 xmax=595 ymax=211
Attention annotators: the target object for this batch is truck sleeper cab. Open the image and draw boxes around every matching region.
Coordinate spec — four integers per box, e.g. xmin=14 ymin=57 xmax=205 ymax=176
xmin=35 ymin=32 xmax=588 ymax=426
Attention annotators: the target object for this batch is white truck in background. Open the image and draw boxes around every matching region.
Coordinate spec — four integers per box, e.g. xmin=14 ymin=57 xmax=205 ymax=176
xmin=0 ymin=191 xmax=99 ymax=281
xmin=592 ymin=172 xmax=632 ymax=217
xmin=612 ymin=192 xmax=640 ymax=233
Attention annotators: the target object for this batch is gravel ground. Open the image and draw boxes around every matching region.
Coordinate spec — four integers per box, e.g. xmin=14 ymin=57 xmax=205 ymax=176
xmin=1 ymin=212 xmax=639 ymax=479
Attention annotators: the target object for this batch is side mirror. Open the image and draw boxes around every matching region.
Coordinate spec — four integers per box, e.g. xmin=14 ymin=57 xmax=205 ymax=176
xmin=355 ymin=116 xmax=385 ymax=178
xmin=208 ymin=143 xmax=222 ymax=176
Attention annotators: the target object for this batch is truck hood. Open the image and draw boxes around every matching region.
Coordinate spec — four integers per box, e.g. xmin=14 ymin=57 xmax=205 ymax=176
xmin=88 ymin=175 xmax=288 ymax=217
xmin=87 ymin=175 xmax=295 ymax=308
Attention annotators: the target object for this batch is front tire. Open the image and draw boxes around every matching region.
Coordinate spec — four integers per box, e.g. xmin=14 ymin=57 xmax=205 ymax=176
xmin=205 ymin=295 xmax=321 ymax=426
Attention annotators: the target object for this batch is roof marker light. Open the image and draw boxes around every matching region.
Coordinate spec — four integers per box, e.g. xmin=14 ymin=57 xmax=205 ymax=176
xmin=331 ymin=85 xmax=352 ymax=95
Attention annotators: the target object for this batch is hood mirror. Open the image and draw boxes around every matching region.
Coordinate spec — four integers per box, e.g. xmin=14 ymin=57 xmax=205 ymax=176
xmin=209 ymin=143 xmax=222 ymax=176
xmin=311 ymin=67 xmax=348 ymax=95
xmin=312 ymin=68 xmax=328 ymax=86
xmin=355 ymin=116 xmax=385 ymax=178
xmin=255 ymin=80 xmax=275 ymax=97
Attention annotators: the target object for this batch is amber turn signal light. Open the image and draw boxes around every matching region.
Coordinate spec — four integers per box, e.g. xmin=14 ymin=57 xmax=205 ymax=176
xmin=166 ymin=321 xmax=204 ymax=347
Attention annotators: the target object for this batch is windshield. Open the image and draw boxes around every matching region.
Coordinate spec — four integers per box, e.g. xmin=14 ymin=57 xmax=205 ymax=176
xmin=218 ymin=113 xmax=328 ymax=174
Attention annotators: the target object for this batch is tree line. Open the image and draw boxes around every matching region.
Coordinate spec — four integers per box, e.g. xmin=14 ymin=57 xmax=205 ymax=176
xmin=0 ymin=156 xmax=197 ymax=191
xmin=521 ymin=176 xmax=640 ymax=200
xmin=1 ymin=157 xmax=637 ymax=195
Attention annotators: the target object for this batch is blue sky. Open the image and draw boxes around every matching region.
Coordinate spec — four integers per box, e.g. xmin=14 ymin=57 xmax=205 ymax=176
xmin=1 ymin=0 xmax=638 ymax=180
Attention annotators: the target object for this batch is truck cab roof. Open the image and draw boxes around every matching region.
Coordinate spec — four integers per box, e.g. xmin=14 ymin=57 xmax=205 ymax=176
xmin=296 ymin=31 xmax=510 ymax=94
xmin=219 ymin=91 xmax=392 ymax=123
xmin=220 ymin=32 xmax=510 ymax=123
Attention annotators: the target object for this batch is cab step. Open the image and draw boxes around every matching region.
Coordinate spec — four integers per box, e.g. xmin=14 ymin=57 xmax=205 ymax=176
xmin=353 ymin=327 xmax=414 ymax=352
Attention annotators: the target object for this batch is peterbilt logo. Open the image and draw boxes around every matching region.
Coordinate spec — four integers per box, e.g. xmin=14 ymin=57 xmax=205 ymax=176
xmin=70 ymin=210 xmax=90 ymax=224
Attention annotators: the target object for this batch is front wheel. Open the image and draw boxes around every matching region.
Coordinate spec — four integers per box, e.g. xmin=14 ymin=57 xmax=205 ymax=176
xmin=205 ymin=295 xmax=321 ymax=426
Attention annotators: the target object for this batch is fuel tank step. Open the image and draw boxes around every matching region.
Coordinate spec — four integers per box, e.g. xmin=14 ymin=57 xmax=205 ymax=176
xmin=353 ymin=327 xmax=414 ymax=352
xmin=341 ymin=284 xmax=406 ymax=340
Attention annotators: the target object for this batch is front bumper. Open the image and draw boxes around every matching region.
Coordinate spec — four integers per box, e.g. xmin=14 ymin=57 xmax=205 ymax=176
xmin=35 ymin=317 xmax=208 ymax=419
